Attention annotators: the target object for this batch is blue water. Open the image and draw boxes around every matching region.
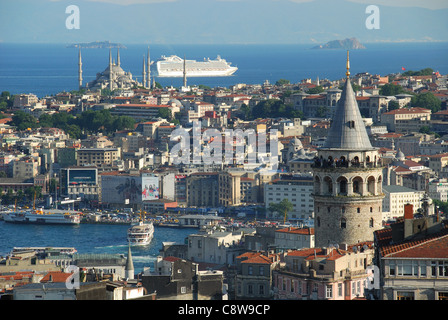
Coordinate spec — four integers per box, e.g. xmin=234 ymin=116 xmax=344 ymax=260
xmin=0 ymin=42 xmax=447 ymax=98
xmin=0 ymin=221 xmax=194 ymax=273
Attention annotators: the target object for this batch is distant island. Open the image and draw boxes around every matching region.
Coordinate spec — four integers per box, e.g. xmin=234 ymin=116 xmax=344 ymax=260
xmin=66 ymin=41 xmax=126 ymax=49
xmin=312 ymin=38 xmax=365 ymax=50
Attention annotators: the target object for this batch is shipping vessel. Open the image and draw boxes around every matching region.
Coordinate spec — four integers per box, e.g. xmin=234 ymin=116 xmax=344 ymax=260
xmin=3 ymin=208 xmax=81 ymax=225
xmin=152 ymin=55 xmax=237 ymax=77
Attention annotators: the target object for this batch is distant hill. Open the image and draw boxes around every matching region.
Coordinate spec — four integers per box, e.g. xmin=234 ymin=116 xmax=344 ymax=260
xmin=312 ymin=38 xmax=366 ymax=50
xmin=66 ymin=41 xmax=126 ymax=49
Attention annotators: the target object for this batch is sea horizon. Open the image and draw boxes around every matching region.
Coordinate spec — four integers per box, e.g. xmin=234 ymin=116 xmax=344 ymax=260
xmin=1 ymin=41 xmax=447 ymax=98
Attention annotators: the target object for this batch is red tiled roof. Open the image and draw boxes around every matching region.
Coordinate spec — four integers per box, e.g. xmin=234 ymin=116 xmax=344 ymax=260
xmin=276 ymin=227 xmax=314 ymax=235
xmin=383 ymin=107 xmax=431 ymax=115
xmin=376 ymin=227 xmax=448 ymax=257
xmin=40 ymin=272 xmax=73 ymax=283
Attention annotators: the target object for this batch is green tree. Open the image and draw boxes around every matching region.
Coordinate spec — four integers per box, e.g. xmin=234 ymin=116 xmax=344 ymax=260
xmin=275 ymin=79 xmax=290 ymax=86
xmin=388 ymin=100 xmax=400 ymax=111
xmin=308 ymin=86 xmax=324 ymax=94
xmin=157 ymin=107 xmax=172 ymax=120
xmin=411 ymin=92 xmax=441 ymax=113
xmin=379 ymin=83 xmax=405 ymax=96
xmin=402 ymin=68 xmax=434 ymax=77
xmin=268 ymin=199 xmax=294 ymax=223
xmin=10 ymin=111 xmax=38 ymax=131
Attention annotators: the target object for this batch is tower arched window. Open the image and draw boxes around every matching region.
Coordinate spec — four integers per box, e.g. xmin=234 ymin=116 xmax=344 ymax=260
xmin=369 ymin=218 xmax=374 ymax=228
xmin=337 ymin=176 xmax=348 ymax=195
xmin=340 ymin=218 xmax=346 ymax=229
xmin=317 ymin=217 xmax=321 ymax=227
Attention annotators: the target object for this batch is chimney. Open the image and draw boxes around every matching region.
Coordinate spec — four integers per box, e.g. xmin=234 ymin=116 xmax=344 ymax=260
xmin=404 ymin=203 xmax=414 ymax=239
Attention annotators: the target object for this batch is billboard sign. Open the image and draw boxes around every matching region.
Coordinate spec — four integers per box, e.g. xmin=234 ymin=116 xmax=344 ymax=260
xmin=68 ymin=169 xmax=97 ymax=185
xmin=142 ymin=175 xmax=159 ymax=201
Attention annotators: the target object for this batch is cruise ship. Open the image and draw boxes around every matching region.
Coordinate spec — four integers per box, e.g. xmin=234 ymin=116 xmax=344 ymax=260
xmin=152 ymin=55 xmax=237 ymax=77
xmin=127 ymin=221 xmax=154 ymax=246
xmin=3 ymin=208 xmax=81 ymax=225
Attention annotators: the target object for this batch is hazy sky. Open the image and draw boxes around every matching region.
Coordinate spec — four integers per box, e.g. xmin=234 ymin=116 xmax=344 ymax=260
xmin=0 ymin=0 xmax=447 ymax=44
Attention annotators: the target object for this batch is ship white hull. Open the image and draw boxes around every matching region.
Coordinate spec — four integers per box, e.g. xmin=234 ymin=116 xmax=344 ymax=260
xmin=127 ymin=222 xmax=154 ymax=246
xmin=154 ymin=68 xmax=237 ymax=78
xmin=3 ymin=211 xmax=80 ymax=225
xmin=152 ymin=55 xmax=237 ymax=78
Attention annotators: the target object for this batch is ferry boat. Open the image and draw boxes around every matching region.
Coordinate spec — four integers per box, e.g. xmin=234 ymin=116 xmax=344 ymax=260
xmin=3 ymin=208 xmax=81 ymax=225
xmin=152 ymin=55 xmax=237 ymax=78
xmin=127 ymin=221 xmax=154 ymax=246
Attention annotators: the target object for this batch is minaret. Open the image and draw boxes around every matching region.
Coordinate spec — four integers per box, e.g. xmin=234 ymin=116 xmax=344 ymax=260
xmin=125 ymin=245 xmax=134 ymax=280
xmin=142 ymin=55 xmax=147 ymax=89
xmin=117 ymin=48 xmax=121 ymax=67
xmin=109 ymin=48 xmax=113 ymax=91
xmin=146 ymin=46 xmax=151 ymax=89
xmin=312 ymin=51 xmax=384 ymax=247
xmin=183 ymin=55 xmax=187 ymax=88
xmin=78 ymin=48 xmax=83 ymax=90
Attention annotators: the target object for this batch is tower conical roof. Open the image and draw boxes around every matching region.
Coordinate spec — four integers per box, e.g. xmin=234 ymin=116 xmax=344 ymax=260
xmin=322 ymin=56 xmax=373 ymax=150
xmin=125 ymin=245 xmax=134 ymax=272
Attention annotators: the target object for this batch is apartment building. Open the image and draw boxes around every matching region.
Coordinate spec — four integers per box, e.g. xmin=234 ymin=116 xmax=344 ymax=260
xmin=374 ymin=205 xmax=448 ymax=300
xmin=264 ymin=174 xmax=314 ymax=221
xmin=382 ymin=185 xmax=424 ymax=221
xmin=76 ymin=148 xmax=120 ymax=166
xmin=273 ymin=243 xmax=375 ymax=300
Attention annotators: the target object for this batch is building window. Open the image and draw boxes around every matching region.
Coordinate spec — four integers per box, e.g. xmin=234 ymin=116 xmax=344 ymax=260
xmin=248 ymin=284 xmax=253 ymax=295
xmin=369 ymin=218 xmax=374 ymax=228
xmin=259 ymin=284 xmax=265 ymax=295
xmin=248 ymin=266 xmax=253 ymax=275
xmin=340 ymin=218 xmax=346 ymax=229
xmin=338 ymin=283 xmax=343 ymax=297
xmin=259 ymin=266 xmax=265 ymax=276
xmin=326 ymin=285 xmax=333 ymax=299
xmin=396 ymin=291 xmax=414 ymax=300
xmin=181 ymin=286 xmax=187 ymax=294
xmin=438 ymin=292 xmax=448 ymax=300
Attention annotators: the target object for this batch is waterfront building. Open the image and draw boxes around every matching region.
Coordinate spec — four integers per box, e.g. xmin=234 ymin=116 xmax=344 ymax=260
xmin=312 ymin=52 xmax=384 ymax=247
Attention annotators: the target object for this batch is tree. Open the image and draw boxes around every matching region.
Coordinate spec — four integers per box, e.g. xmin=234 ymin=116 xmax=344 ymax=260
xmin=379 ymin=83 xmax=405 ymax=96
xmin=402 ymin=68 xmax=434 ymax=77
xmin=308 ymin=86 xmax=324 ymax=94
xmin=268 ymin=199 xmax=294 ymax=223
xmin=251 ymin=99 xmax=301 ymax=120
xmin=411 ymin=92 xmax=441 ymax=113
xmin=388 ymin=100 xmax=400 ymax=111
xmin=157 ymin=107 xmax=172 ymax=120
xmin=275 ymin=79 xmax=290 ymax=86
xmin=10 ymin=111 xmax=38 ymax=131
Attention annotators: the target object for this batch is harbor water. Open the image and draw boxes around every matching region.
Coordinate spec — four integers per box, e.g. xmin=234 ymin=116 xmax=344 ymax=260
xmin=0 ymin=220 xmax=195 ymax=273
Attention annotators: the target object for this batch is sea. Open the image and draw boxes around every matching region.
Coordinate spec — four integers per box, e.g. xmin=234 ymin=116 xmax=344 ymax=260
xmin=0 ymin=221 xmax=194 ymax=273
xmin=0 ymin=42 xmax=448 ymax=98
